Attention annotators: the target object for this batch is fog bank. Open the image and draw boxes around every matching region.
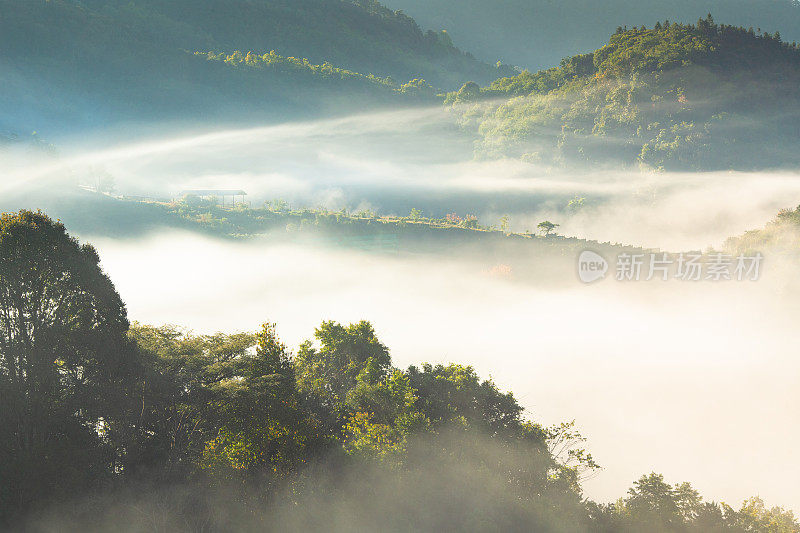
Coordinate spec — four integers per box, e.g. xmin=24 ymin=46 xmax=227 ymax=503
xmin=5 ymin=108 xmax=800 ymax=512
xmin=6 ymin=109 xmax=800 ymax=250
xmin=90 ymin=231 xmax=800 ymax=511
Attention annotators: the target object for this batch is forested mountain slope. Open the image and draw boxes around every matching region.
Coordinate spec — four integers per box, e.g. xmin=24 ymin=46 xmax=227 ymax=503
xmin=0 ymin=0 xmax=512 ymax=133
xmin=449 ymin=17 xmax=800 ymax=171
xmin=385 ymin=0 xmax=800 ymax=71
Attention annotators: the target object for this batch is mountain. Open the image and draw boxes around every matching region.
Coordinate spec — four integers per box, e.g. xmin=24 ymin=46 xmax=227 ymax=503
xmin=384 ymin=0 xmax=800 ymax=71
xmin=0 ymin=0 xmax=513 ymax=133
xmin=447 ymin=17 xmax=800 ymax=171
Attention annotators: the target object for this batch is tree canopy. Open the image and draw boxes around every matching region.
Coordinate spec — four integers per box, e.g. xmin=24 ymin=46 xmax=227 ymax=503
xmin=0 ymin=210 xmax=795 ymax=531
xmin=0 ymin=211 xmax=135 ymax=515
xmin=449 ymin=18 xmax=800 ymax=171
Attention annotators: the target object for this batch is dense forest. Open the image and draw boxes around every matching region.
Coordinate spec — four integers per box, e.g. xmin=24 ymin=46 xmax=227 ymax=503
xmin=3 ymin=0 xmax=800 ymax=526
xmin=448 ymin=17 xmax=800 ymax=170
xmin=6 ymin=2 xmax=800 ymax=173
xmin=385 ymin=0 xmax=800 ymax=70
xmin=0 ymin=0 xmax=513 ymax=132
xmin=1 ymin=210 xmax=797 ymax=531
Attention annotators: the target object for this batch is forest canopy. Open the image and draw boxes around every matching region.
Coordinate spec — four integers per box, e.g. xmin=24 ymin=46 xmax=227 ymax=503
xmin=448 ymin=17 xmax=800 ymax=171
xmin=0 ymin=212 xmax=797 ymax=531
xmin=384 ymin=0 xmax=800 ymax=70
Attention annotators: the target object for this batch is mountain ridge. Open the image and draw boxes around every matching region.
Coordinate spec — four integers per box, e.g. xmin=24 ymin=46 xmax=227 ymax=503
xmin=384 ymin=0 xmax=800 ymax=71
xmin=448 ymin=17 xmax=800 ymax=170
xmin=0 ymin=0 xmax=512 ymax=133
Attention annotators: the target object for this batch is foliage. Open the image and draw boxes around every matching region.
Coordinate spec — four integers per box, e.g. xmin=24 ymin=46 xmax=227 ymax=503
xmin=146 ymin=196 xmax=519 ymax=239
xmin=538 ymin=220 xmax=560 ymax=236
xmin=449 ymin=18 xmax=800 ymax=170
xmin=405 ymin=363 xmax=524 ymax=434
xmin=295 ymin=320 xmax=393 ymax=432
xmin=197 ymin=50 xmax=440 ymax=102
xmin=342 ymin=411 xmax=408 ymax=464
xmin=0 ymin=0 xmax=515 ymax=129
xmin=725 ymin=204 xmax=800 ymax=256
xmin=385 ymin=0 xmax=800 ymax=72
xmin=0 ymin=210 xmax=796 ymax=531
xmin=589 ymin=474 xmax=800 ymax=532
xmin=0 ymin=211 xmax=135 ymax=519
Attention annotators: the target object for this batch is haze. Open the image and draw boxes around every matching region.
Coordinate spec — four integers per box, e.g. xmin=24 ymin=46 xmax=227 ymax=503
xmin=3 ymin=109 xmax=798 ymax=511
xmin=6 ymin=108 xmax=800 ymax=250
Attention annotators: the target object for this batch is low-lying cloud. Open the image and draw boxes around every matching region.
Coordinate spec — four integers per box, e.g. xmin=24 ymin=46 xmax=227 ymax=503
xmin=6 ymin=107 xmax=800 ymax=250
xmin=88 ymin=230 xmax=800 ymax=511
xmin=4 ymin=107 xmax=800 ymax=513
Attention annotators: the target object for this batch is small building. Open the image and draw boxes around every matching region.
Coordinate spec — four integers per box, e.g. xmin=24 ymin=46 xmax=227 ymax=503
xmin=178 ymin=189 xmax=247 ymax=207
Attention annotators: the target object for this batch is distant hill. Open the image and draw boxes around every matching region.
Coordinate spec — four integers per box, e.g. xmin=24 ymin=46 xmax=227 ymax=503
xmin=384 ymin=0 xmax=800 ymax=71
xmin=725 ymin=205 xmax=800 ymax=255
xmin=0 ymin=0 xmax=512 ymax=133
xmin=448 ymin=17 xmax=800 ymax=171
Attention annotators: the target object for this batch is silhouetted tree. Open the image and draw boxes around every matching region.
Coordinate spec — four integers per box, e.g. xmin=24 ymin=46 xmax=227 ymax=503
xmin=0 ymin=211 xmax=134 ymax=521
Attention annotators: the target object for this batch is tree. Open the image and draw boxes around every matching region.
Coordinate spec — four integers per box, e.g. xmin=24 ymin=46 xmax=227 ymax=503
xmin=500 ymin=215 xmax=510 ymax=233
xmin=453 ymin=81 xmax=481 ymax=103
xmin=736 ymin=497 xmax=800 ymax=532
xmin=673 ymin=481 xmax=702 ymax=522
xmin=0 ymin=211 xmax=134 ymax=518
xmin=200 ymin=323 xmax=324 ymax=483
xmin=399 ymin=79 xmax=436 ymax=99
xmin=295 ymin=320 xmax=391 ymax=429
xmin=403 ymin=363 xmax=564 ymax=503
xmin=624 ymin=473 xmax=686 ymax=530
xmin=268 ymin=198 xmax=289 ymax=212
xmin=567 ymin=196 xmax=586 ymax=212
xmin=545 ymin=420 xmax=599 ymax=493
xmin=341 ymin=369 xmax=427 ymax=465
xmin=537 ymin=220 xmax=559 ymax=236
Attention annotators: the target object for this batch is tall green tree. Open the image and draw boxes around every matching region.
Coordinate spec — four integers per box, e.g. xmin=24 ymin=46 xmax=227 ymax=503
xmin=624 ymin=473 xmax=691 ymax=531
xmin=295 ymin=320 xmax=391 ymax=428
xmin=405 ymin=363 xmax=523 ymax=435
xmin=125 ymin=325 xmax=256 ymax=477
xmin=0 ymin=211 xmax=134 ymax=518
xmin=200 ymin=323 xmax=326 ymax=483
